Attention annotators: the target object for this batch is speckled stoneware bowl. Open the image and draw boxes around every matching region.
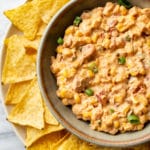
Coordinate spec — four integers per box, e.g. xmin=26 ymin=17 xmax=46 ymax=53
xmin=37 ymin=0 xmax=150 ymax=147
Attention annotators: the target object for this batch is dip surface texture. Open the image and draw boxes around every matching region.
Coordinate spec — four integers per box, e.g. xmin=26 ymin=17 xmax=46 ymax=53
xmin=51 ymin=2 xmax=150 ymax=134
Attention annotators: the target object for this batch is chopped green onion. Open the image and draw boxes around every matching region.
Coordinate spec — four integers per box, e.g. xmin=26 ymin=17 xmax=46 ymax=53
xmin=110 ymin=109 xmax=115 ymax=114
xmin=93 ymin=67 xmax=98 ymax=73
xmin=125 ymin=35 xmax=131 ymax=42
xmin=88 ymin=62 xmax=98 ymax=73
xmin=57 ymin=37 xmax=64 ymax=45
xmin=127 ymin=114 xmax=140 ymax=124
xmin=117 ymin=0 xmax=132 ymax=9
xmin=85 ymin=88 xmax=94 ymax=96
xmin=118 ymin=56 xmax=126 ymax=65
xmin=73 ymin=16 xmax=82 ymax=26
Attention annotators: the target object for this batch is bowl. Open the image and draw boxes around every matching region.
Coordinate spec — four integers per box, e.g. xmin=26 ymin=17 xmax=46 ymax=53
xmin=37 ymin=0 xmax=150 ymax=147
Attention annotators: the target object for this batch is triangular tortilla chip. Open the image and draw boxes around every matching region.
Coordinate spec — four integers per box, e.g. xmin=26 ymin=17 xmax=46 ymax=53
xmin=2 ymin=35 xmax=36 ymax=84
xmin=26 ymin=123 xmax=64 ymax=147
xmin=8 ymin=78 xmax=44 ymax=129
xmin=5 ymin=80 xmax=32 ymax=105
xmin=32 ymin=0 xmax=69 ymax=24
xmin=22 ymin=36 xmax=40 ymax=51
xmin=43 ymin=102 xmax=59 ymax=126
xmin=54 ymin=134 xmax=103 ymax=150
xmin=4 ymin=2 xmax=41 ymax=40
xmin=36 ymin=22 xmax=47 ymax=36
xmin=27 ymin=130 xmax=68 ymax=150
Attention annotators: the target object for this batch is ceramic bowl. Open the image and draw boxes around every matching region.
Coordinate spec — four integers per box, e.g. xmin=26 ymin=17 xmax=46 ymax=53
xmin=37 ymin=0 xmax=150 ymax=147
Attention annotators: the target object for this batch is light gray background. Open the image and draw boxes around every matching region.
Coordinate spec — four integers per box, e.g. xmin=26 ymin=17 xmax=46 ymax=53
xmin=0 ymin=1 xmax=25 ymax=150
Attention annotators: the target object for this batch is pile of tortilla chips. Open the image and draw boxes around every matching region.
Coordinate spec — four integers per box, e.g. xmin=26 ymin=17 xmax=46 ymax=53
xmin=1 ymin=0 xmax=150 ymax=149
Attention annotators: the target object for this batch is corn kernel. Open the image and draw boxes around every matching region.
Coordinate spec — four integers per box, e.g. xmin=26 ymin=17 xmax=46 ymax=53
xmin=120 ymin=6 xmax=128 ymax=15
xmin=123 ymin=105 xmax=130 ymax=115
xmin=111 ymin=113 xmax=118 ymax=120
xmin=102 ymin=38 xmax=110 ymax=49
xmin=75 ymin=30 xmax=83 ymax=37
xmin=57 ymin=76 xmax=66 ymax=85
xmin=90 ymin=98 xmax=98 ymax=105
xmin=65 ymin=26 xmax=74 ymax=35
xmin=132 ymin=94 xmax=148 ymax=106
xmin=62 ymin=68 xmax=76 ymax=78
xmin=110 ymin=65 xmax=116 ymax=75
xmin=58 ymin=88 xmax=73 ymax=99
xmin=88 ymin=70 xmax=95 ymax=77
xmin=116 ymin=23 xmax=125 ymax=32
xmin=74 ymin=94 xmax=81 ymax=104
xmin=56 ymin=46 xmax=63 ymax=53
xmin=92 ymin=33 xmax=98 ymax=43
xmin=114 ymin=94 xmax=123 ymax=103
xmin=114 ymin=121 xmax=120 ymax=129
xmin=84 ymin=37 xmax=92 ymax=44
xmin=83 ymin=111 xmax=91 ymax=120
xmin=116 ymin=16 xmax=134 ymax=32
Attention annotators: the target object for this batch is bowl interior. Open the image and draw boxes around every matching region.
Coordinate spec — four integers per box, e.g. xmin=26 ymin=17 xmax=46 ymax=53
xmin=37 ymin=0 xmax=150 ymax=147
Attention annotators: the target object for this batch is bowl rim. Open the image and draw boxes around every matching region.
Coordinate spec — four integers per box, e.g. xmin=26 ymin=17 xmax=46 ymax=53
xmin=37 ymin=0 xmax=150 ymax=147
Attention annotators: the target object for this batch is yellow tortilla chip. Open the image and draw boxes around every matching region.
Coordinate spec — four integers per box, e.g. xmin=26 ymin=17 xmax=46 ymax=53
xmin=2 ymin=35 xmax=36 ymax=84
xmin=43 ymin=103 xmax=59 ymax=126
xmin=26 ymin=123 xmax=64 ymax=147
xmin=36 ymin=22 xmax=47 ymax=36
xmin=5 ymin=80 xmax=32 ymax=105
xmin=32 ymin=0 xmax=69 ymax=24
xmin=22 ymin=36 xmax=40 ymax=51
xmin=27 ymin=130 xmax=68 ymax=150
xmin=4 ymin=2 xmax=41 ymax=40
xmin=54 ymin=134 xmax=104 ymax=150
xmin=8 ymin=78 xmax=44 ymax=129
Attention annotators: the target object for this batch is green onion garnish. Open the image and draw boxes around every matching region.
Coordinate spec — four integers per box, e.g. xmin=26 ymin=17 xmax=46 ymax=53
xmin=127 ymin=114 xmax=140 ymax=124
xmin=73 ymin=16 xmax=82 ymax=26
xmin=125 ymin=35 xmax=131 ymax=42
xmin=85 ymin=88 xmax=94 ymax=96
xmin=110 ymin=109 xmax=115 ymax=114
xmin=88 ymin=62 xmax=98 ymax=73
xmin=57 ymin=37 xmax=64 ymax=45
xmin=118 ymin=56 xmax=126 ymax=65
xmin=117 ymin=0 xmax=132 ymax=9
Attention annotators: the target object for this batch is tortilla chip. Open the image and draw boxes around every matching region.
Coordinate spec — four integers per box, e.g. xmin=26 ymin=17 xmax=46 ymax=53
xmin=2 ymin=35 xmax=36 ymax=84
xmin=27 ymin=130 xmax=68 ymax=150
xmin=22 ymin=36 xmax=40 ymax=51
xmin=4 ymin=2 xmax=41 ymax=40
xmin=8 ymin=78 xmax=44 ymax=129
xmin=26 ymin=123 xmax=64 ymax=147
xmin=32 ymin=0 xmax=69 ymax=24
xmin=5 ymin=80 xmax=32 ymax=105
xmin=36 ymin=22 xmax=47 ymax=36
xmin=43 ymin=103 xmax=59 ymax=126
xmin=53 ymin=134 xmax=105 ymax=150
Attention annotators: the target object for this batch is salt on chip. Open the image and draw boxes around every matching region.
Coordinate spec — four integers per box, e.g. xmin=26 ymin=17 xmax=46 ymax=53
xmin=27 ymin=130 xmax=68 ymax=150
xmin=4 ymin=1 xmax=41 ymax=40
xmin=32 ymin=0 xmax=69 ymax=24
xmin=2 ymin=35 xmax=36 ymax=84
xmin=5 ymin=80 xmax=32 ymax=105
xmin=43 ymin=103 xmax=59 ymax=126
xmin=26 ymin=123 xmax=64 ymax=147
xmin=8 ymin=78 xmax=44 ymax=129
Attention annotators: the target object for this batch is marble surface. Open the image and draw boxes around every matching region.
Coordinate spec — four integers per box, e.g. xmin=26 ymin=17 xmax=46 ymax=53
xmin=0 ymin=1 xmax=26 ymax=149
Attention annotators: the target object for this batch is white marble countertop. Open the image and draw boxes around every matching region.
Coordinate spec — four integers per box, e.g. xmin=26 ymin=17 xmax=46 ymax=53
xmin=0 ymin=1 xmax=26 ymax=149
